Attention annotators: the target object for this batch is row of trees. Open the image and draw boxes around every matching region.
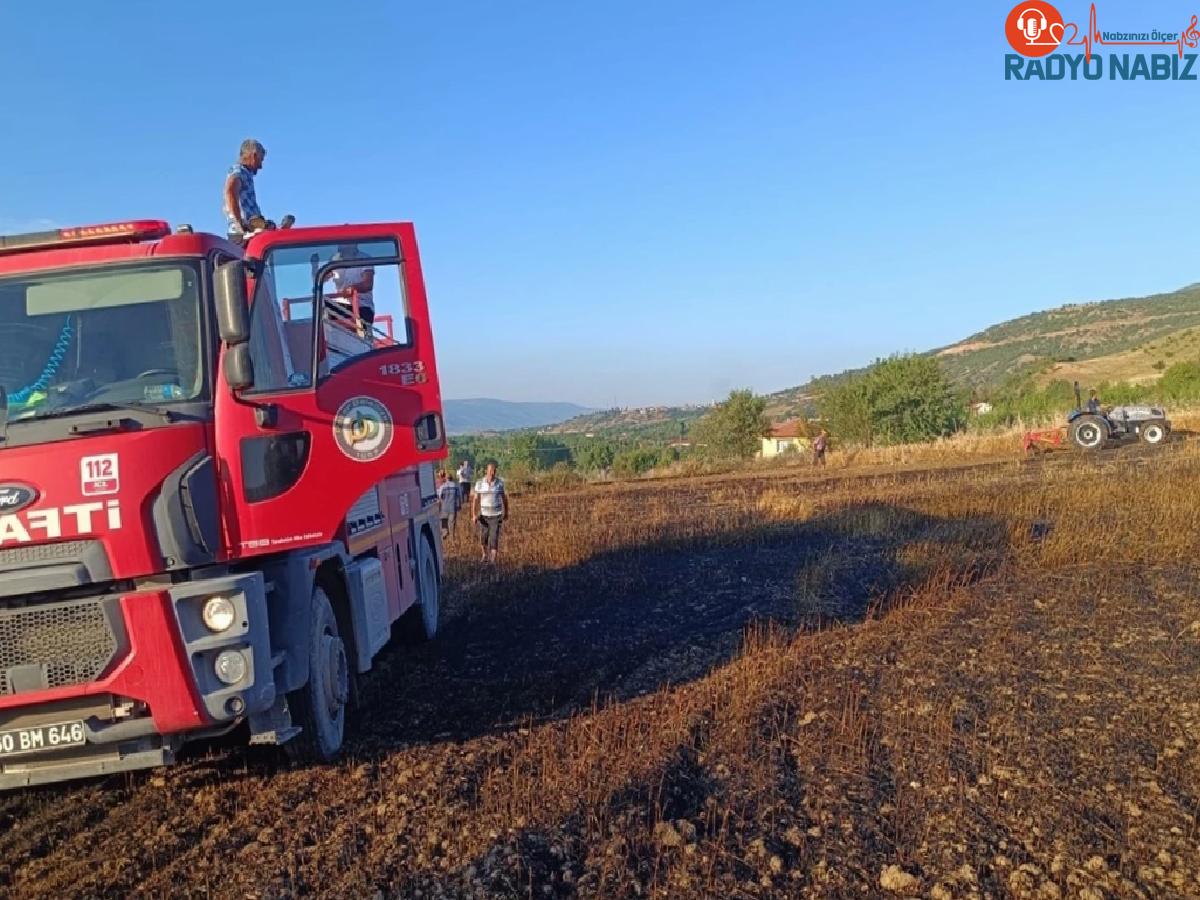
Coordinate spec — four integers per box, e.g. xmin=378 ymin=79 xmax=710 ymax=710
xmin=448 ymin=431 xmax=682 ymax=477
xmin=977 ymin=360 xmax=1200 ymax=428
xmin=819 ymin=355 xmax=965 ymax=446
xmin=451 ymin=353 xmax=1200 ymax=478
xmin=687 ymin=356 xmax=965 ymax=459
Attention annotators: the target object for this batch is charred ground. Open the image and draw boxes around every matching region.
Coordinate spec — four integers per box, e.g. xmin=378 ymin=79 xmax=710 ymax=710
xmin=2 ymin=446 xmax=1199 ymax=899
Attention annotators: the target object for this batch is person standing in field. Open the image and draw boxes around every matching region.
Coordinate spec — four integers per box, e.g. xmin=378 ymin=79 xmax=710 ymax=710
xmin=472 ymin=461 xmax=509 ymax=564
xmin=435 ymin=470 xmax=459 ymax=539
xmin=456 ymin=459 xmax=473 ymax=507
xmin=812 ymin=429 xmax=828 ymax=467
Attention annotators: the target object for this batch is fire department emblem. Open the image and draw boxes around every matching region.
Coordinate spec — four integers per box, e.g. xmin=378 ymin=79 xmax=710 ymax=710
xmin=333 ymin=396 xmax=393 ymax=462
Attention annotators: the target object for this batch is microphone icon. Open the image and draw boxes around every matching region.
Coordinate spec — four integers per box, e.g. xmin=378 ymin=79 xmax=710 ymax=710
xmin=1018 ymin=8 xmax=1048 ymax=42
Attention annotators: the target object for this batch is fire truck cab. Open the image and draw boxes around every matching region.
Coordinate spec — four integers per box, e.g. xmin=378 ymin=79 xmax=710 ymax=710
xmin=0 ymin=219 xmax=447 ymax=789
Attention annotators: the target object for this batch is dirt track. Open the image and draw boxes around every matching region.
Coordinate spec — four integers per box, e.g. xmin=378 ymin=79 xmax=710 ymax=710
xmin=2 ymin=445 xmax=1199 ymax=898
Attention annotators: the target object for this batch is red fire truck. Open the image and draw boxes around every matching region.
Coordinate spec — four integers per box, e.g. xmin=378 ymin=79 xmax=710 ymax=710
xmin=0 ymin=218 xmax=447 ymax=789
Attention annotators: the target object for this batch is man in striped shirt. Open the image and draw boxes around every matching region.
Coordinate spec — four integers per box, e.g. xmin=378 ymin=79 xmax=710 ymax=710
xmin=471 ymin=461 xmax=509 ymax=564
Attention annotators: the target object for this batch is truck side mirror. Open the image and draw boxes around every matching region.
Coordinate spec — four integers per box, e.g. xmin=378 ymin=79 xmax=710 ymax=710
xmin=215 ymin=261 xmax=250 ymax=345
xmin=223 ymin=344 xmax=255 ymax=392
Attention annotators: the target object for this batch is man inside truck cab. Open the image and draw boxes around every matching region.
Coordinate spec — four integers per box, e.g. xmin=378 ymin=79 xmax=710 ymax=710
xmin=327 ymin=243 xmax=375 ymax=328
xmin=222 ymin=138 xmax=267 ymax=242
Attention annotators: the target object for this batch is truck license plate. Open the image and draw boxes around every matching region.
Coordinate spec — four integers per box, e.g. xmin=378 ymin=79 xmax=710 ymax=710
xmin=0 ymin=721 xmax=86 ymax=758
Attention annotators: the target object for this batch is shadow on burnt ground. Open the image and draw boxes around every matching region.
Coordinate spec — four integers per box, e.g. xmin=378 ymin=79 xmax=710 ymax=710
xmin=0 ymin=502 xmax=1010 ymax=844
xmin=347 ymin=501 xmax=1011 ymax=755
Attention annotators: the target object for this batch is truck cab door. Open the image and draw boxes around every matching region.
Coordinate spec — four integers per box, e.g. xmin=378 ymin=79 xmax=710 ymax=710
xmin=213 ymin=224 xmax=446 ymax=558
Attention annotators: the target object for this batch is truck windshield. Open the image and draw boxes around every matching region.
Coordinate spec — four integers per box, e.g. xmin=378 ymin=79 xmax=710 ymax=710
xmin=0 ymin=262 xmax=204 ymax=422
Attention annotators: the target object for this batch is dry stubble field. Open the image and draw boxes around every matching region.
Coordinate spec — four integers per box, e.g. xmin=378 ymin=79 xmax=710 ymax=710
xmin=2 ymin=438 xmax=1200 ymax=899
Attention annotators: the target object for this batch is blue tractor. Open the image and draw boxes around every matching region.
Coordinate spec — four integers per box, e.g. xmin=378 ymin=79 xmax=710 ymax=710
xmin=1066 ymin=381 xmax=1170 ymax=451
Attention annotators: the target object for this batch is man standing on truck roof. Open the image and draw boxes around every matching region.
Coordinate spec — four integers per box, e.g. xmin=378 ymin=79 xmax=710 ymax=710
xmin=329 ymin=243 xmax=376 ymax=327
xmin=222 ymin=139 xmax=268 ymax=242
xmin=472 ymin=461 xmax=508 ymax=564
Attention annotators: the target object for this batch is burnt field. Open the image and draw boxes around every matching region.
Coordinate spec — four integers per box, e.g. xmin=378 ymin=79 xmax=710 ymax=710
xmin=2 ymin=445 xmax=1200 ymax=899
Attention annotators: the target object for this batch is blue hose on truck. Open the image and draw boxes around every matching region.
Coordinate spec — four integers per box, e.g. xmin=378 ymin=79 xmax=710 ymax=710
xmin=9 ymin=321 xmax=72 ymax=405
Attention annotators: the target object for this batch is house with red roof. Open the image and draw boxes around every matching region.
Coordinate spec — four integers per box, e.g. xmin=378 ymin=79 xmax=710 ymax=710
xmin=760 ymin=419 xmax=809 ymax=458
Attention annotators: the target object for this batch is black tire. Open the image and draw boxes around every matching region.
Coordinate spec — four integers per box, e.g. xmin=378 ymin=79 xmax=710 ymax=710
xmin=1140 ymin=420 xmax=1168 ymax=445
xmin=400 ymin=532 xmax=440 ymax=643
xmin=1069 ymin=415 xmax=1108 ymax=451
xmin=285 ymin=586 xmax=349 ymax=763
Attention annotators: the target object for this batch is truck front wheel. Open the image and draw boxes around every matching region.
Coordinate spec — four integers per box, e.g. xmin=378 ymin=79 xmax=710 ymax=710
xmin=285 ymin=585 xmax=349 ymax=763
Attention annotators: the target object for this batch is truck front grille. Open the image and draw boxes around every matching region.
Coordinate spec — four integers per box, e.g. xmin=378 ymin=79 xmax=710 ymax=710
xmin=0 ymin=540 xmax=97 ymax=568
xmin=0 ymin=598 xmax=118 ymax=696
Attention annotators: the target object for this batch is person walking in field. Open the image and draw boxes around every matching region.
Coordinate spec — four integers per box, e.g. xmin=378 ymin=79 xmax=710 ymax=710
xmin=812 ymin=429 xmax=828 ymax=467
xmin=472 ymin=461 xmax=509 ymax=564
xmin=435 ymin=470 xmax=459 ymax=539
xmin=456 ymin=459 xmax=473 ymax=507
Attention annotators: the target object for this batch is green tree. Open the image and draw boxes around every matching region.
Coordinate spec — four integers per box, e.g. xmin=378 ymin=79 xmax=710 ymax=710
xmin=820 ymin=355 xmax=966 ymax=446
xmin=612 ymin=447 xmax=660 ymax=478
xmin=692 ymin=389 xmax=769 ymax=459
xmin=575 ymin=440 xmax=616 ymax=472
xmin=508 ymin=433 xmax=572 ymax=471
xmin=1157 ymin=361 xmax=1200 ymax=403
xmin=819 ymin=377 xmax=874 ymax=445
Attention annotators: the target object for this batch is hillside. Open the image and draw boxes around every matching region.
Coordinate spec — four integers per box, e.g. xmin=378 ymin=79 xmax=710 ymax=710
xmin=536 ymin=282 xmax=1200 ymax=435
xmin=443 ymin=399 xmax=591 ymax=435
xmin=545 ymin=404 xmax=709 ymax=437
xmin=1033 ymin=324 xmax=1200 ymax=387
xmin=770 ymin=283 xmax=1200 ymax=412
xmin=933 ymin=282 xmax=1200 ymax=389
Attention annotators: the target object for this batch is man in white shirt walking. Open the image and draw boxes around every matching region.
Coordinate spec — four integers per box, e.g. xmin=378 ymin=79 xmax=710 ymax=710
xmin=471 ymin=461 xmax=509 ymax=564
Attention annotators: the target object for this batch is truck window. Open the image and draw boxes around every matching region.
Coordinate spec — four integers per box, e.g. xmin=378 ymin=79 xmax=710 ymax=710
xmin=246 ymin=239 xmax=407 ymax=389
xmin=0 ymin=262 xmax=205 ymax=421
xmin=246 ymin=266 xmax=305 ymax=393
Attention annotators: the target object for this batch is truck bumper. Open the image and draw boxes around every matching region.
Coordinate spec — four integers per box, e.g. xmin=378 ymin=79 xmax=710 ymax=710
xmin=0 ymin=739 xmax=172 ymax=791
xmin=0 ymin=572 xmax=273 ymax=791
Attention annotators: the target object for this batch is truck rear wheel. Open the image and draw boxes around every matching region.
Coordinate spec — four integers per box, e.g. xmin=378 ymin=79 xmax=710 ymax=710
xmin=1069 ymin=415 xmax=1108 ymax=451
xmin=285 ymin=586 xmax=349 ymax=763
xmin=1140 ymin=421 xmax=1168 ymax=445
xmin=401 ymin=533 xmax=440 ymax=642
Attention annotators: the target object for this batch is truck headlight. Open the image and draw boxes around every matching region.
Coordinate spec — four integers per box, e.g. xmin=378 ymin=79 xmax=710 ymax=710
xmin=202 ymin=596 xmax=236 ymax=633
xmin=214 ymin=649 xmax=248 ymax=685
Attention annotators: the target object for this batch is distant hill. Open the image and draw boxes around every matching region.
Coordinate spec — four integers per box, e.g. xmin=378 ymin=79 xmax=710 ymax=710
xmin=517 ymin=282 xmax=1200 ymax=436
xmin=766 ymin=281 xmax=1200 ymax=413
xmin=444 ymin=399 xmax=592 ymax=435
xmin=545 ymin=404 xmax=710 ymax=438
xmin=931 ymin=283 xmax=1200 ymax=390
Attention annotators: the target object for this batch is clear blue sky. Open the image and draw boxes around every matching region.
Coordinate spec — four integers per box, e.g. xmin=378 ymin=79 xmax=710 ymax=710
xmin=2 ymin=0 xmax=1197 ymax=407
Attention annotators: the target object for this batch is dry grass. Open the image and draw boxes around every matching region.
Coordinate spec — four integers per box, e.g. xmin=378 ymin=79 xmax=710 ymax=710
xmin=3 ymin=440 xmax=1200 ymax=898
